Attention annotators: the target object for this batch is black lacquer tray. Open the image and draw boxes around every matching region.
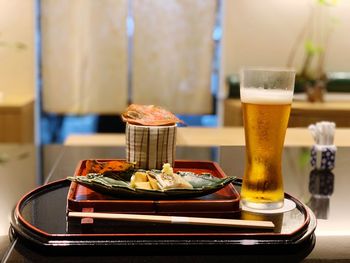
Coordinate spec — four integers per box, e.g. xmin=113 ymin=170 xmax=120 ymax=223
xmin=10 ymin=178 xmax=316 ymax=260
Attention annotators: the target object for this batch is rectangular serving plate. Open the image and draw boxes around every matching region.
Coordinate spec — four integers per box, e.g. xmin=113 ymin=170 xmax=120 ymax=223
xmin=67 ymin=159 xmax=240 ymax=217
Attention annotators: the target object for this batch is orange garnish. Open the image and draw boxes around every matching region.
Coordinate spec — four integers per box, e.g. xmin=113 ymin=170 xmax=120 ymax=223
xmin=121 ymin=104 xmax=184 ymax=126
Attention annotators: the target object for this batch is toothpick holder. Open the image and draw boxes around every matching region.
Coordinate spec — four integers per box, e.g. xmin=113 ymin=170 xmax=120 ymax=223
xmin=310 ymin=144 xmax=336 ymax=171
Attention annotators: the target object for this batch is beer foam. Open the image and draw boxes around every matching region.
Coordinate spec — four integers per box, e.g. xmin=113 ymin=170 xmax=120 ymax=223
xmin=240 ymin=87 xmax=293 ymax=104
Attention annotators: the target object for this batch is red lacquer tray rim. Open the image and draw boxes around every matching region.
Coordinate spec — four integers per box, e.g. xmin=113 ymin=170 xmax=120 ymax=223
xmin=13 ymin=178 xmax=312 ymax=242
xmin=67 ymin=159 xmax=241 ymax=213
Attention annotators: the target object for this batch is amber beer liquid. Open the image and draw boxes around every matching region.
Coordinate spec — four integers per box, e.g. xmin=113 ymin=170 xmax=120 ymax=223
xmin=241 ymin=88 xmax=293 ymax=209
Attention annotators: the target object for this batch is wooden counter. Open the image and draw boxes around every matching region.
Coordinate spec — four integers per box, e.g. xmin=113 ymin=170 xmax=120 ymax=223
xmin=64 ymin=127 xmax=350 ymax=147
xmin=224 ymin=98 xmax=350 ymax=127
xmin=0 ymin=97 xmax=34 ymax=143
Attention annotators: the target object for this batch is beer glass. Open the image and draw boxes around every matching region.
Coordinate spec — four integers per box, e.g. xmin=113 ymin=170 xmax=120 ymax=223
xmin=240 ymin=68 xmax=295 ymax=210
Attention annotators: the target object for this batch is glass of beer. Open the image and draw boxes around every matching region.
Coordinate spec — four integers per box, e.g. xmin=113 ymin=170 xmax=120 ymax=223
xmin=240 ymin=67 xmax=295 ymax=210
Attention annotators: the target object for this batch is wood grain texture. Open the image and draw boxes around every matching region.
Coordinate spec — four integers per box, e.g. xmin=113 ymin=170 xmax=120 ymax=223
xmin=224 ymin=99 xmax=350 ymax=128
xmin=68 ymin=212 xmax=274 ymax=229
xmin=0 ymin=98 xmax=34 ymax=142
xmin=64 ymin=127 xmax=350 ymax=147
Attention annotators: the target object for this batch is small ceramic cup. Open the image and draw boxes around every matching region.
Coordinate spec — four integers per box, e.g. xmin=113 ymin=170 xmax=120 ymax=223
xmin=310 ymin=144 xmax=336 ymax=171
xmin=125 ymin=123 xmax=177 ymax=170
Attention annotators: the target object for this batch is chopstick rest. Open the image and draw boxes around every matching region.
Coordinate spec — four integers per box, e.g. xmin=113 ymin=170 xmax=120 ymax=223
xmin=68 ymin=212 xmax=275 ymax=230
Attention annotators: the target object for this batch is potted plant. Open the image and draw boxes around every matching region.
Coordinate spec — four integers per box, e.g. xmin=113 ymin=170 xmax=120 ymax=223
xmin=287 ymin=0 xmax=339 ymax=102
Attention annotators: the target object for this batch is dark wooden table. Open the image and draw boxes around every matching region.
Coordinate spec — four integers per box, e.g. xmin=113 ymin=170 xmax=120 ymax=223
xmin=1 ymin=144 xmax=349 ymax=262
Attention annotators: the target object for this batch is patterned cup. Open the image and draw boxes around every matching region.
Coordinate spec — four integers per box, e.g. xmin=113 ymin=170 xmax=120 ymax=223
xmin=125 ymin=123 xmax=177 ymax=170
xmin=310 ymin=145 xmax=336 ymax=171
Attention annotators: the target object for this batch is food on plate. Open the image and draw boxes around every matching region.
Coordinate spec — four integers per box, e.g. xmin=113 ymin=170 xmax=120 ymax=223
xmin=147 ymin=174 xmax=159 ymax=190
xmin=83 ymin=159 xmax=135 ymax=175
xmin=67 ymin=161 xmax=237 ymax=199
xmin=162 ymin=163 xmax=173 ymax=175
xmin=82 ymin=160 xmax=135 ymax=180
xmin=147 ymin=163 xmax=193 ymax=190
xmin=129 ymin=163 xmax=192 ymax=190
xmin=134 ymin=181 xmax=152 ymax=190
xmin=121 ymin=104 xmax=184 ymax=126
xmin=130 ymin=171 xmax=149 ymax=188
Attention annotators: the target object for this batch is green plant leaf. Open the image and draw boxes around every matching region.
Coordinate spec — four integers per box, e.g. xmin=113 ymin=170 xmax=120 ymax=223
xmin=305 ymin=40 xmax=317 ymax=55
xmin=304 ymin=40 xmax=323 ymax=55
xmin=317 ymin=0 xmax=338 ymax=6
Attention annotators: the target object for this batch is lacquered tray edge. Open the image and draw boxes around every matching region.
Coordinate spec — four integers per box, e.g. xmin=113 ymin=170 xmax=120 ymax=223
xmin=13 ymin=179 xmax=313 ymax=242
xmin=67 ymin=159 xmax=241 ymax=213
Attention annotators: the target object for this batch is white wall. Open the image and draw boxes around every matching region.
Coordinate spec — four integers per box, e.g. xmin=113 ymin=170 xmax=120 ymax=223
xmin=2 ymin=0 xmax=350 ymax=107
xmin=222 ymin=0 xmax=350 ymax=77
xmin=0 ymin=0 xmax=35 ymax=102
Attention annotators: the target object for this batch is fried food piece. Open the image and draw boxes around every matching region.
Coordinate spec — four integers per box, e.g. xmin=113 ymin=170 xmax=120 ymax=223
xmin=121 ymin=104 xmax=184 ymax=126
xmin=83 ymin=160 xmax=135 ymax=175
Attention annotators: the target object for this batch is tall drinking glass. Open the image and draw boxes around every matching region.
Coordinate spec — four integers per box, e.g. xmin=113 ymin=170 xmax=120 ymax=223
xmin=240 ymin=68 xmax=295 ymax=210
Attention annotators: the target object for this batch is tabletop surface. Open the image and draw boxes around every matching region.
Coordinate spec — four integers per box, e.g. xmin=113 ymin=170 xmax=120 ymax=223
xmin=224 ymin=99 xmax=350 ymax=127
xmin=0 ymin=144 xmax=349 ymax=262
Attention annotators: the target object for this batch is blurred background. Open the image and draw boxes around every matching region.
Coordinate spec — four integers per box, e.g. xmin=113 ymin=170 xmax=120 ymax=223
xmin=1 ymin=0 xmax=350 ymax=145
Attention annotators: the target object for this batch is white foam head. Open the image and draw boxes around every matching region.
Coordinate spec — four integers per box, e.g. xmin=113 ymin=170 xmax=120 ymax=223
xmin=240 ymin=87 xmax=293 ymax=104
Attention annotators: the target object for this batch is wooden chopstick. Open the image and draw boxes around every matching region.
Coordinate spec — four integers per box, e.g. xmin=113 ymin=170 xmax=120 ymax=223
xmin=68 ymin=212 xmax=274 ymax=230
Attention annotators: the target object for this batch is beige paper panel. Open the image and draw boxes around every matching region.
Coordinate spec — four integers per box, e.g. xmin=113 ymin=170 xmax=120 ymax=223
xmin=41 ymin=0 xmax=128 ymax=114
xmin=132 ymin=0 xmax=216 ymax=115
xmin=0 ymin=0 xmax=34 ymax=102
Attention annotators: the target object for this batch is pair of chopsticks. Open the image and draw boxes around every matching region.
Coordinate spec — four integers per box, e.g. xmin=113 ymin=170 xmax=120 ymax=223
xmin=68 ymin=212 xmax=274 ymax=230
